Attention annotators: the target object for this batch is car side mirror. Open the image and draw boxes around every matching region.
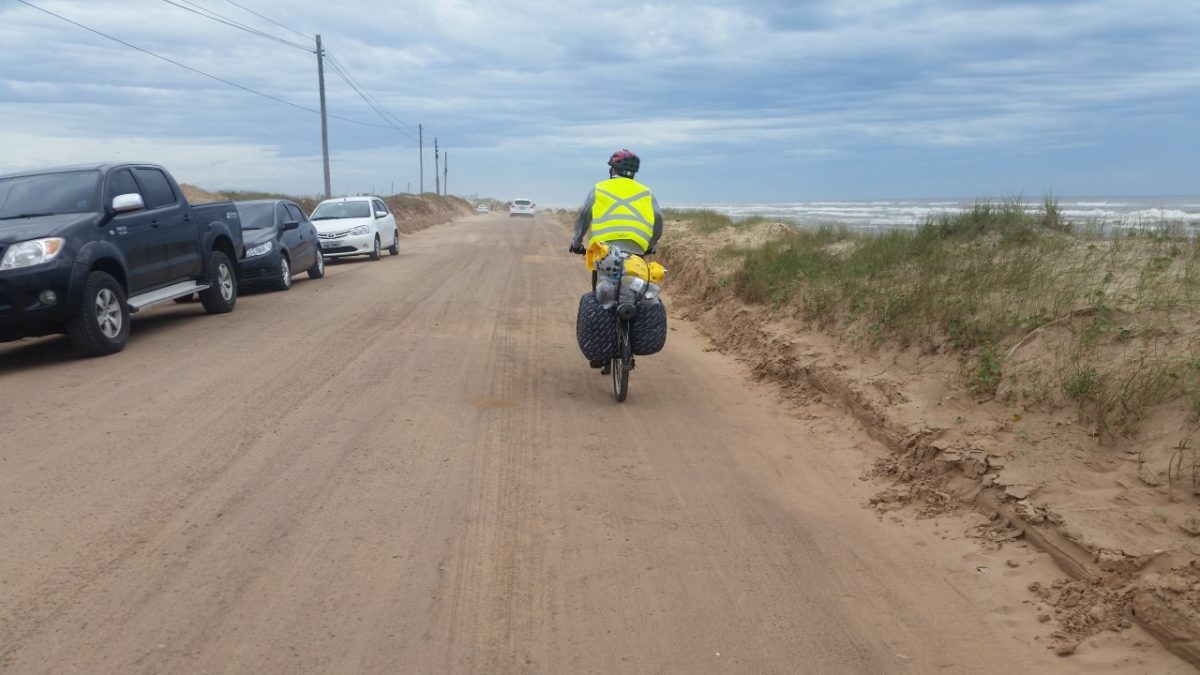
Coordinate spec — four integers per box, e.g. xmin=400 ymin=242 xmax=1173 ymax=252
xmin=281 ymin=220 xmax=300 ymax=231
xmin=112 ymin=193 xmax=145 ymax=213
xmin=375 ymin=211 xmax=387 ymax=219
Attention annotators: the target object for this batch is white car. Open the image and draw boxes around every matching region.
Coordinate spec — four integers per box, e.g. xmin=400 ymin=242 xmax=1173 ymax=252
xmin=509 ymin=198 xmax=535 ymax=218
xmin=310 ymin=196 xmax=399 ymax=260
xmin=475 ymin=204 xmax=489 ymax=214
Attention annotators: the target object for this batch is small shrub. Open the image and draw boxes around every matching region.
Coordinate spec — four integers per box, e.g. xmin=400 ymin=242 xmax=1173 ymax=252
xmin=1064 ymin=367 xmax=1100 ymax=400
xmin=967 ymin=343 xmax=1004 ymax=396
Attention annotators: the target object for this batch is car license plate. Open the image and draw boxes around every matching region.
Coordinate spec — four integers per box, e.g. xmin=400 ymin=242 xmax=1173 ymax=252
xmin=321 ymin=240 xmax=343 ymax=249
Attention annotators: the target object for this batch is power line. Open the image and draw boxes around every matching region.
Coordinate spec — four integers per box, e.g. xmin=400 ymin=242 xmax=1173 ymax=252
xmin=160 ymin=0 xmax=313 ymax=52
xmin=323 ymin=53 xmax=419 ymax=142
xmin=223 ymin=0 xmax=310 ymax=41
xmin=14 ymin=0 xmax=392 ymax=129
xmin=324 ymin=51 xmax=422 ymax=137
xmin=326 ymin=65 xmax=417 ymax=143
xmin=194 ymin=1 xmax=421 ymax=142
xmin=323 ymin=52 xmax=412 ymax=133
xmin=323 ymin=58 xmax=415 ymax=140
xmin=328 ymin=53 xmax=421 ymax=138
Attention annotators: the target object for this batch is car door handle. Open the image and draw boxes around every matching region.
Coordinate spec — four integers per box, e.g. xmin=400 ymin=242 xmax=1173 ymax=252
xmin=151 ymin=220 xmax=160 ymax=228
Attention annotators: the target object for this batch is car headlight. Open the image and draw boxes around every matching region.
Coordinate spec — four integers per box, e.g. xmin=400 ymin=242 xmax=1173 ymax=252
xmin=245 ymin=241 xmax=273 ymax=258
xmin=350 ymin=224 xmax=371 ymax=236
xmin=0 ymin=238 xmax=66 ymax=271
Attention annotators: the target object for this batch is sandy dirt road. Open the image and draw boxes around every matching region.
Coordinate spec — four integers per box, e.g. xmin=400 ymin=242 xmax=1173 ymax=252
xmin=0 ymin=213 xmax=1190 ymax=674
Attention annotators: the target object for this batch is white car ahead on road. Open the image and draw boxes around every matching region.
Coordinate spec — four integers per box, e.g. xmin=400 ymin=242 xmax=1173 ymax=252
xmin=310 ymin=196 xmax=399 ymax=260
xmin=509 ymin=198 xmax=535 ymax=218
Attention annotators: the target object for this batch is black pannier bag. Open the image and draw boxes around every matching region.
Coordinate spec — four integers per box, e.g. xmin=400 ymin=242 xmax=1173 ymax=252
xmin=630 ymin=299 xmax=667 ymax=355
xmin=576 ymin=292 xmax=616 ymax=362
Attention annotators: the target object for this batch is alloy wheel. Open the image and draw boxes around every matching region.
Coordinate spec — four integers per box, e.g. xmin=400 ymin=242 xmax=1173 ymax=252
xmin=95 ymin=288 xmax=122 ymax=339
xmin=218 ymin=263 xmax=233 ymax=300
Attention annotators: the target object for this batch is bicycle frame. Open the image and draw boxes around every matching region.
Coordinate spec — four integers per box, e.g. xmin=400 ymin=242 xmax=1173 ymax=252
xmin=599 ymin=248 xmax=641 ymax=402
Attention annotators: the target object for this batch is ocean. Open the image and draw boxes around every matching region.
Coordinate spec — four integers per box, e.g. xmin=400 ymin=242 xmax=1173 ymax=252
xmin=668 ymin=197 xmax=1200 ymax=230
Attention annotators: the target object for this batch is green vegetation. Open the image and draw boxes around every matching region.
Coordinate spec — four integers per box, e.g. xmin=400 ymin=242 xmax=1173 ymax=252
xmin=664 ymin=208 xmax=735 ymax=233
xmin=218 ymin=190 xmax=320 ymax=213
xmin=215 ymin=191 xmax=471 ymax=217
xmin=687 ymin=199 xmax=1200 ymax=438
xmin=663 ymin=208 xmax=793 ymax=234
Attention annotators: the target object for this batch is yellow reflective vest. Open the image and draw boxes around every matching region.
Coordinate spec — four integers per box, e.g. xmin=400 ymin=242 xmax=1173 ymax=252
xmin=589 ymin=177 xmax=655 ymax=251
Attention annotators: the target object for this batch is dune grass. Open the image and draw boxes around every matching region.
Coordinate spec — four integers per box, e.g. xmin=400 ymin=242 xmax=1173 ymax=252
xmin=664 ymin=208 xmax=793 ymax=234
xmin=664 ymin=208 xmax=735 ymax=233
xmin=218 ymin=190 xmax=321 ymax=213
xmin=697 ymin=199 xmax=1200 ymax=442
xmin=216 ymin=191 xmax=472 ymax=217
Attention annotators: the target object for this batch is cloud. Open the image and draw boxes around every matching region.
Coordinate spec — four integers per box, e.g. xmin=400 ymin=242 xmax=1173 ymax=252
xmin=0 ymin=0 xmax=1197 ymax=202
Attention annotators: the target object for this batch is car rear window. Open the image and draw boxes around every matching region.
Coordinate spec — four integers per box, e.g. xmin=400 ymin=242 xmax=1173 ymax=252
xmin=514 ymin=200 xmax=532 ymax=206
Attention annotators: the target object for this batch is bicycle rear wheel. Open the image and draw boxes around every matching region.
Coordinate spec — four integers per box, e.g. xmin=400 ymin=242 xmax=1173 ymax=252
xmin=612 ymin=319 xmax=631 ymax=402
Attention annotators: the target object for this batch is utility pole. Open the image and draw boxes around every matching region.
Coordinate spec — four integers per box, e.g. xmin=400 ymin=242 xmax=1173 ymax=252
xmin=418 ymin=124 xmax=424 ymax=194
xmin=434 ymin=137 xmax=440 ymax=196
xmin=443 ymin=152 xmax=448 ymax=197
xmin=316 ymin=34 xmax=331 ymax=199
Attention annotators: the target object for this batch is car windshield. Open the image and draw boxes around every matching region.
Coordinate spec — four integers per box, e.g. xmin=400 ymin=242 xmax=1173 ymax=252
xmin=237 ymin=202 xmax=276 ymax=230
xmin=311 ymin=201 xmax=370 ymax=220
xmin=0 ymin=170 xmax=101 ymax=219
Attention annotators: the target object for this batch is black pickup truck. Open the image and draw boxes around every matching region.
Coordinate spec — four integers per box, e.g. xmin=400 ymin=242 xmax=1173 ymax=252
xmin=0 ymin=163 xmax=243 ymax=356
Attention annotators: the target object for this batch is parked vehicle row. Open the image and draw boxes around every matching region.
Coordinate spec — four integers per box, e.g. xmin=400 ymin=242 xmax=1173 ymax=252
xmin=0 ymin=162 xmax=402 ymax=358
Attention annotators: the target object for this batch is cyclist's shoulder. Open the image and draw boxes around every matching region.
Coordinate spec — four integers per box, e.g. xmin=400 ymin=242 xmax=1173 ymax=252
xmin=598 ymin=176 xmax=655 ymax=191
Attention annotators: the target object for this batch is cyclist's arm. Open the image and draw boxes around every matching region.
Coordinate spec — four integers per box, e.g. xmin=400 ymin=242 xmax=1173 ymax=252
xmin=648 ymin=195 xmax=664 ymax=251
xmin=572 ymin=189 xmax=596 ymax=248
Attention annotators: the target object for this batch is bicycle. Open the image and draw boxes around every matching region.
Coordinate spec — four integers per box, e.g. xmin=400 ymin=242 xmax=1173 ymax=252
xmin=573 ymin=244 xmax=655 ymax=403
xmin=609 ymin=283 xmax=636 ymax=402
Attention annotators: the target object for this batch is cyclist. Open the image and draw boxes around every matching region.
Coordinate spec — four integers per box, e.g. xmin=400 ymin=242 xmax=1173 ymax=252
xmin=569 ymin=149 xmax=663 ymax=259
xmin=570 ymin=149 xmax=664 ymax=369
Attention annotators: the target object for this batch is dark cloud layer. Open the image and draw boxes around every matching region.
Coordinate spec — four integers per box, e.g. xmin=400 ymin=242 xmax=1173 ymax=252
xmin=1 ymin=0 xmax=1197 ymax=203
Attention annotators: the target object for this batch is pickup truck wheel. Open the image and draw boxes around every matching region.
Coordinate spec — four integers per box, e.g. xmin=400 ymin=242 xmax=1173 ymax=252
xmin=67 ymin=271 xmax=129 ymax=357
xmin=307 ymin=248 xmax=325 ymax=279
xmin=199 ymin=250 xmax=237 ymax=314
xmin=271 ymin=255 xmax=292 ymax=291
xmin=388 ymin=230 xmax=400 ymax=255
xmin=369 ymin=235 xmax=382 ymax=261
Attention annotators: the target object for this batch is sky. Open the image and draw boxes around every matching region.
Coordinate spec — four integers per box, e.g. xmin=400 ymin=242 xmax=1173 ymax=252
xmin=1 ymin=0 xmax=1198 ymax=206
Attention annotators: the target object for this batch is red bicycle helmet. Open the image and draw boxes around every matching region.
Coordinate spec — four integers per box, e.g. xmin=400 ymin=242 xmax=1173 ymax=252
xmin=608 ymin=149 xmax=640 ymax=177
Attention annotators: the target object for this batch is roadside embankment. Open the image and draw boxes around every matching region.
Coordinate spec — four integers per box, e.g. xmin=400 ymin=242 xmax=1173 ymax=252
xmin=658 ymin=205 xmax=1200 ymax=666
xmin=180 ymin=184 xmax=473 ymax=234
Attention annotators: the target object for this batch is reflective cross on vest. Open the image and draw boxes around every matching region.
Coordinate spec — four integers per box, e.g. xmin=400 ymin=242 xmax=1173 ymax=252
xmin=589 ymin=177 xmax=655 ymax=252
